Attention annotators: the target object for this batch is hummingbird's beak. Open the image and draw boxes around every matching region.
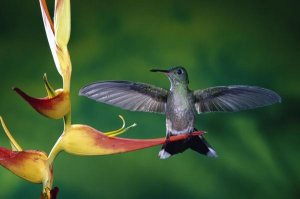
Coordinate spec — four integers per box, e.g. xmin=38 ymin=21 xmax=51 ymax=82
xmin=150 ymin=69 xmax=169 ymax=74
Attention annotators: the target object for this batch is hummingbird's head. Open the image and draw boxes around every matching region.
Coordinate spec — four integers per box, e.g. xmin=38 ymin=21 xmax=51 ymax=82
xmin=150 ymin=66 xmax=189 ymax=86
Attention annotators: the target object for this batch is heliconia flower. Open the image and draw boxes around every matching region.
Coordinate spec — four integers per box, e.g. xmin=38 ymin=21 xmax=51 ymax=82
xmin=0 ymin=117 xmax=55 ymax=199
xmin=50 ymin=116 xmax=205 ymax=156
xmin=39 ymin=0 xmax=71 ymax=91
xmin=13 ymin=74 xmax=70 ymax=119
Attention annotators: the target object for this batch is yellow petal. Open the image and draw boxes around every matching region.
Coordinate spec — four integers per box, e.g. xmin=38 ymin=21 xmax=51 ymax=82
xmin=54 ymin=0 xmax=71 ymax=47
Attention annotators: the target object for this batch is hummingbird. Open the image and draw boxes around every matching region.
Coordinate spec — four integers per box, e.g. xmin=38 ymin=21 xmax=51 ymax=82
xmin=79 ymin=66 xmax=281 ymax=159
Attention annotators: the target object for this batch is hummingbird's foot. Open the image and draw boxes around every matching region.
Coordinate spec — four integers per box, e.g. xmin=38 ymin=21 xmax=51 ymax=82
xmin=159 ymin=134 xmax=172 ymax=159
xmin=158 ymin=149 xmax=171 ymax=159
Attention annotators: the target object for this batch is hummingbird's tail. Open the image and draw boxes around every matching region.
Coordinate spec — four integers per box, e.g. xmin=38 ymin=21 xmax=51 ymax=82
xmin=158 ymin=133 xmax=218 ymax=159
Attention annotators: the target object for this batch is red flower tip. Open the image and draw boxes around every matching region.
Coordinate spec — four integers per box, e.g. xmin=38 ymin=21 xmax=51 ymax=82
xmin=13 ymin=87 xmax=70 ymax=119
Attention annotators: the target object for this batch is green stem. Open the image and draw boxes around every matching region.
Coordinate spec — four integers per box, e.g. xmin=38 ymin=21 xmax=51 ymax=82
xmin=47 ymin=135 xmax=63 ymax=165
xmin=47 ymin=110 xmax=71 ymax=164
xmin=64 ymin=111 xmax=71 ymax=129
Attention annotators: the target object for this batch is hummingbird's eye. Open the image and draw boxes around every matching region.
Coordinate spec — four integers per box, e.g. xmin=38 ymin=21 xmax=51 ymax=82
xmin=177 ymin=69 xmax=183 ymax=75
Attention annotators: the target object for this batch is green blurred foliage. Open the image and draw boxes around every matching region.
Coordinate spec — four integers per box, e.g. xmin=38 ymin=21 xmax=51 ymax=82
xmin=0 ymin=0 xmax=299 ymax=198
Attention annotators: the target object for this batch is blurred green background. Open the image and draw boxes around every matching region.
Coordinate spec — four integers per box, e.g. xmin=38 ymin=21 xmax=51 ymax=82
xmin=0 ymin=0 xmax=299 ymax=198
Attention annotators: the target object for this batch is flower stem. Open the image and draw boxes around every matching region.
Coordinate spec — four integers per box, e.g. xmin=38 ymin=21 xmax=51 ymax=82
xmin=64 ymin=111 xmax=71 ymax=129
xmin=48 ymin=109 xmax=71 ymax=165
xmin=47 ymin=135 xmax=63 ymax=165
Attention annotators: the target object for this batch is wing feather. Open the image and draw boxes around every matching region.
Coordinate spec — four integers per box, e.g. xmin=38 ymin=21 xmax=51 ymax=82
xmin=193 ymin=85 xmax=281 ymax=113
xmin=79 ymin=81 xmax=168 ymax=113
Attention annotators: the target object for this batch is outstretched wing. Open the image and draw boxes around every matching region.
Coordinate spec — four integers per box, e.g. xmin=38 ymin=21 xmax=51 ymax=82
xmin=79 ymin=81 xmax=168 ymax=113
xmin=193 ymin=85 xmax=281 ymax=113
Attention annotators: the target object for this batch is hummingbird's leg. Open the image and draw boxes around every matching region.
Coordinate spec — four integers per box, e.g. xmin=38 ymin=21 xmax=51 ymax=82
xmin=165 ymin=133 xmax=171 ymax=145
xmin=184 ymin=133 xmax=192 ymax=143
xmin=185 ymin=128 xmax=198 ymax=143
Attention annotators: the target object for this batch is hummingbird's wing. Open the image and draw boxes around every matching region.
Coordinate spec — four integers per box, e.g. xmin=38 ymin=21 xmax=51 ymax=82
xmin=193 ymin=85 xmax=281 ymax=113
xmin=79 ymin=81 xmax=168 ymax=113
